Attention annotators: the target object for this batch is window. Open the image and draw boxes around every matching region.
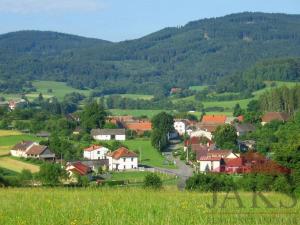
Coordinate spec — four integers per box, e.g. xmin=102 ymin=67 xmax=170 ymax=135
xmin=97 ymin=151 xmax=100 ymax=154
xmin=124 ymin=165 xmax=126 ymax=169
xmin=131 ymin=165 xmax=134 ymax=169
xmin=131 ymin=158 xmax=134 ymax=161
xmin=123 ymin=158 xmax=126 ymax=162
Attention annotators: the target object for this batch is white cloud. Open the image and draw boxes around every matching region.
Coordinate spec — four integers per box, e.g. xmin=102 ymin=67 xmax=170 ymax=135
xmin=0 ymin=0 xmax=105 ymax=14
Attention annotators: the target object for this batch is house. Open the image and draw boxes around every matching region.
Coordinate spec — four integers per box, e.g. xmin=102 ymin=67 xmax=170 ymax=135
xmin=10 ymin=141 xmax=55 ymax=160
xmin=11 ymin=141 xmax=35 ymax=158
xmin=190 ymin=123 xmax=219 ymax=140
xmin=197 ymin=149 xmax=239 ymax=173
xmin=261 ymin=112 xmax=289 ymax=126
xmin=238 ymin=140 xmax=256 ymax=151
xmin=198 ymin=157 xmax=225 ymax=172
xmin=201 ymin=115 xmax=227 ymax=124
xmin=107 ymin=147 xmax=138 ymax=171
xmin=66 ymin=113 xmax=81 ymax=123
xmin=124 ymin=121 xmax=152 ymax=135
xmin=174 ymin=119 xmax=188 ymax=136
xmin=83 ymin=145 xmax=110 ymax=160
xmin=91 ymin=129 xmax=126 ymax=141
xmin=8 ymin=99 xmax=27 ymax=110
xmin=66 ymin=162 xmax=92 ymax=177
xmin=170 ymin=87 xmax=182 ymax=95
xmin=234 ymin=123 xmax=256 ymax=136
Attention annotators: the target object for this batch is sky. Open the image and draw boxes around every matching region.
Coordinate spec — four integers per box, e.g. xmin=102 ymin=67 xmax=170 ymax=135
xmin=0 ymin=0 xmax=299 ymax=42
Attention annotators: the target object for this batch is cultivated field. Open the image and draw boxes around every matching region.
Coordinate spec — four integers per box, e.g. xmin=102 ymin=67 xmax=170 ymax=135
xmin=0 ymin=130 xmax=23 ymax=137
xmin=0 ymin=134 xmax=43 ymax=146
xmin=0 ymin=188 xmax=298 ymax=225
xmin=0 ymin=157 xmax=39 ymax=173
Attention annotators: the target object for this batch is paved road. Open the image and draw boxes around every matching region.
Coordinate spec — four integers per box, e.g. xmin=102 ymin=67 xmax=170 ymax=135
xmin=154 ymin=141 xmax=194 ymax=190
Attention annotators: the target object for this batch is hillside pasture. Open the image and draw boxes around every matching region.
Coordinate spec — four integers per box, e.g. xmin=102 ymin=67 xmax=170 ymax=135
xmin=109 ymin=109 xmax=173 ymax=118
xmin=0 ymin=134 xmax=44 ymax=147
xmin=0 ymin=188 xmax=298 ymax=225
xmin=28 ymin=81 xmax=92 ymax=101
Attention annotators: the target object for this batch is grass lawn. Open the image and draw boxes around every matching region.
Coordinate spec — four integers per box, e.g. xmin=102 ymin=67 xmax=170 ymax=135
xmin=189 ymin=85 xmax=209 ymax=91
xmin=0 ymin=188 xmax=298 ymax=225
xmin=105 ymin=139 xmax=175 ymax=169
xmin=109 ymin=109 xmax=173 ymax=118
xmin=105 ymin=94 xmax=154 ymax=100
xmin=0 ymin=157 xmax=39 ymax=173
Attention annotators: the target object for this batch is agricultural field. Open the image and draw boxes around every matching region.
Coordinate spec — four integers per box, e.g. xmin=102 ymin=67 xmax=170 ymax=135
xmin=105 ymin=94 xmax=154 ymax=100
xmin=0 ymin=188 xmax=298 ymax=225
xmin=109 ymin=109 xmax=173 ymax=118
xmin=0 ymin=157 xmax=39 ymax=173
xmin=0 ymin=134 xmax=44 ymax=146
xmin=189 ymin=85 xmax=209 ymax=91
xmin=0 ymin=81 xmax=92 ymax=101
xmin=0 ymin=130 xmax=44 ymax=172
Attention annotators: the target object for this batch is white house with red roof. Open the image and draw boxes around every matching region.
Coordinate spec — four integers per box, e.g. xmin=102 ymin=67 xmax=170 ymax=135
xmin=107 ymin=147 xmax=138 ymax=171
xmin=197 ymin=149 xmax=239 ymax=173
xmin=83 ymin=145 xmax=110 ymax=160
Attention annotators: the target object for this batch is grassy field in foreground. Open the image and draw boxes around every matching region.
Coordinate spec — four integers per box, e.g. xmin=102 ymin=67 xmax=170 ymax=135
xmin=0 ymin=157 xmax=39 ymax=173
xmin=109 ymin=171 xmax=177 ymax=184
xmin=0 ymin=188 xmax=298 ymax=225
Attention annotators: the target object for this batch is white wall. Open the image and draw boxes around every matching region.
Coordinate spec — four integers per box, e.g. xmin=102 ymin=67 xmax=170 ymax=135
xmin=191 ymin=130 xmax=213 ymax=140
xmin=174 ymin=121 xmax=186 ymax=135
xmin=93 ymin=135 xmax=126 ymax=141
xmin=108 ymin=157 xmax=138 ymax=171
xmin=199 ymin=160 xmax=221 ymax=172
xmin=83 ymin=147 xmax=109 ymax=160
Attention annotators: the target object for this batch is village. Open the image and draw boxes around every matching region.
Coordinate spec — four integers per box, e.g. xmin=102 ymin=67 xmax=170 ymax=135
xmin=4 ymin=100 xmax=291 ymax=186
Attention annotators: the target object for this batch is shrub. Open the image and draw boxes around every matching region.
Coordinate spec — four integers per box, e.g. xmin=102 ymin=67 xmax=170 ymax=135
xmin=144 ymin=173 xmax=162 ymax=189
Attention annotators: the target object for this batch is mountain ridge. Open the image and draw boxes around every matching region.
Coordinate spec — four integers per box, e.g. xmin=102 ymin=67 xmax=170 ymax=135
xmin=1 ymin=12 xmax=300 ymax=95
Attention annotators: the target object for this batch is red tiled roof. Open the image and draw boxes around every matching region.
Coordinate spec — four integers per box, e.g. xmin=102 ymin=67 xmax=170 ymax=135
xmin=107 ymin=147 xmax=137 ymax=159
xmin=125 ymin=121 xmax=152 ymax=131
xmin=225 ymin=157 xmax=244 ymax=167
xmin=202 ymin=115 xmax=227 ymax=124
xmin=84 ymin=145 xmax=102 ymax=152
xmin=262 ymin=112 xmax=289 ymax=123
xmin=69 ymin=162 xmax=91 ymax=176
xmin=199 ymin=157 xmax=222 ymax=161
xmin=237 ymin=116 xmax=244 ymax=122
xmin=208 ymin=150 xmax=233 ymax=158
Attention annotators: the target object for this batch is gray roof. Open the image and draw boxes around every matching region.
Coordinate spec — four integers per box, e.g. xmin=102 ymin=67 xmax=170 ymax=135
xmin=235 ymin=123 xmax=256 ymax=133
xmin=91 ymin=129 xmax=126 ymax=136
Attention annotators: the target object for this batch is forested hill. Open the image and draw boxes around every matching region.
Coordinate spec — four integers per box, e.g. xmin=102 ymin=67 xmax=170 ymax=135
xmin=1 ymin=12 xmax=300 ymax=95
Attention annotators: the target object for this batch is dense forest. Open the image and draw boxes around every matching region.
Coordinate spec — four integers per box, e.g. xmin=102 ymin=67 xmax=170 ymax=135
xmin=1 ymin=12 xmax=300 ymax=94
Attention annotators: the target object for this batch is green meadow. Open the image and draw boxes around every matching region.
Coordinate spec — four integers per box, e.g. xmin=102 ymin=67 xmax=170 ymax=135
xmin=109 ymin=109 xmax=173 ymax=118
xmin=0 ymin=188 xmax=298 ymax=225
xmin=106 ymin=139 xmax=175 ymax=169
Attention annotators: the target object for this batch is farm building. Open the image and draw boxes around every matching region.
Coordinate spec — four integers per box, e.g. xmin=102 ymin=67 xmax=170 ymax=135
xmin=91 ymin=129 xmax=126 ymax=141
xmin=11 ymin=141 xmax=55 ymax=160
